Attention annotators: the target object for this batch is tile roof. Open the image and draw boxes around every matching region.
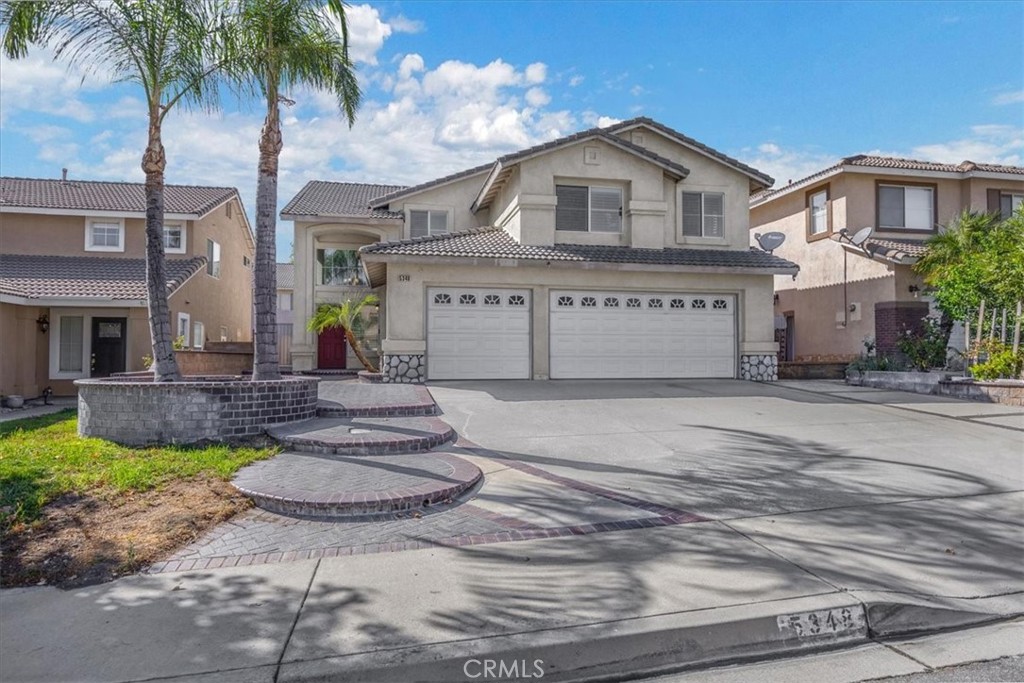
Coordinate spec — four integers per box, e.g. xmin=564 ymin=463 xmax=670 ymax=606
xmin=361 ymin=226 xmax=799 ymax=271
xmin=750 ymin=155 xmax=1024 ymax=205
xmin=276 ymin=263 xmax=295 ymax=290
xmin=608 ymin=117 xmax=775 ymax=187
xmin=0 ymin=254 xmax=206 ymax=300
xmin=863 ymin=237 xmax=929 ymax=263
xmin=281 ymin=181 xmax=406 ymax=218
xmin=0 ymin=177 xmax=238 ymax=216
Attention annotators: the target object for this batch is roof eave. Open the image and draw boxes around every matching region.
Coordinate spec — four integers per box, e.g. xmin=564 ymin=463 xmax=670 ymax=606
xmin=280 ymin=212 xmax=402 ymax=223
xmin=359 ymin=251 xmax=799 ymax=276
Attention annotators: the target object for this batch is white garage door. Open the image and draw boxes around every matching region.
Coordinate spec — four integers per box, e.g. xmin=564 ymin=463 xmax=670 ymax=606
xmin=549 ymin=290 xmax=736 ymax=379
xmin=427 ymin=288 xmax=531 ymax=380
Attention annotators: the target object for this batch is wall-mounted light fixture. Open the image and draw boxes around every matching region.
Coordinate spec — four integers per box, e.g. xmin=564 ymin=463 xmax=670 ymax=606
xmin=908 ymin=285 xmax=920 ymax=298
xmin=36 ymin=314 xmax=50 ymax=334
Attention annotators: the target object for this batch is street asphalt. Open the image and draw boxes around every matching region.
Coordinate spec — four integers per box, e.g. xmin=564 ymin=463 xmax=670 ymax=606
xmin=1 ymin=379 xmax=1021 ymax=682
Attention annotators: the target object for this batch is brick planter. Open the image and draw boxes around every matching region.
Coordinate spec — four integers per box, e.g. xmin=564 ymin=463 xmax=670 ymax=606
xmin=938 ymin=378 xmax=1024 ymax=406
xmin=75 ymin=376 xmax=319 ymax=445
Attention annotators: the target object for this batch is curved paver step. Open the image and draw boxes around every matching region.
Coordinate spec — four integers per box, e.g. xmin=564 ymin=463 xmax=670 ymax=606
xmin=232 ymin=451 xmax=482 ymax=517
xmin=316 ymin=382 xmax=438 ymax=418
xmin=268 ymin=416 xmax=455 ymax=455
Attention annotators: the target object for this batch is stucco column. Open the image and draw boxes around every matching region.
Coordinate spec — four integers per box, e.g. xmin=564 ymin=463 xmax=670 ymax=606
xmin=291 ymin=226 xmax=315 ymax=371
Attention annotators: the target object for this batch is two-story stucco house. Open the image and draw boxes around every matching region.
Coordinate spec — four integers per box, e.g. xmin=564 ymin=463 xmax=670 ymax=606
xmin=283 ymin=117 xmax=798 ymax=383
xmin=749 ymin=156 xmax=1024 ymax=362
xmin=0 ymin=176 xmax=255 ymax=397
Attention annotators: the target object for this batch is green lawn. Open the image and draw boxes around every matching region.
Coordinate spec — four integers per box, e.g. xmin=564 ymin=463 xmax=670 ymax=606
xmin=0 ymin=410 xmax=278 ymax=529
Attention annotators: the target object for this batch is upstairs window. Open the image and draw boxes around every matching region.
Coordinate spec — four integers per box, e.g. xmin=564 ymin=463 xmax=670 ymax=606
xmin=410 ymin=210 xmax=448 ymax=238
xmin=555 ymin=185 xmax=622 ymax=233
xmin=878 ymin=184 xmax=934 ymax=231
xmin=206 ymin=239 xmax=221 ymax=277
xmin=681 ymin=192 xmax=724 ymax=238
xmin=806 ymin=186 xmax=829 ymax=239
xmin=164 ymin=224 xmax=185 ymax=253
xmin=85 ymin=219 xmax=124 ymax=252
xmin=316 ymin=249 xmax=366 ymax=286
xmin=999 ymin=192 xmax=1023 ymax=219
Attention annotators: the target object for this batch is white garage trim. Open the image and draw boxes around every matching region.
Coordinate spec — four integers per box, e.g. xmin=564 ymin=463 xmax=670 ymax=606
xmin=427 ymin=287 xmax=532 ymax=380
xmin=549 ymin=290 xmax=737 ymax=379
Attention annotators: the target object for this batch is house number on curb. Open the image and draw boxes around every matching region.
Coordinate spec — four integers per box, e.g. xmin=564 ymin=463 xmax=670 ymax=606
xmin=777 ymin=607 xmax=865 ymax=638
xmin=398 ymin=274 xmax=410 ymax=281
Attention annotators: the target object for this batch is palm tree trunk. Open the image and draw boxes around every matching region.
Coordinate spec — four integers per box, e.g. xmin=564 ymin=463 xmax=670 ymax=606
xmin=251 ymin=100 xmax=282 ymax=381
xmin=143 ymin=114 xmax=181 ymax=382
xmin=344 ymin=329 xmax=378 ymax=373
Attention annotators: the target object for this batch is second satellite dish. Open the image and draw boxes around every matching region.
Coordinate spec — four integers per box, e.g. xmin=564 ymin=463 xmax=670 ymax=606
xmin=754 ymin=231 xmax=786 ymax=254
xmin=840 ymin=226 xmax=874 ymax=247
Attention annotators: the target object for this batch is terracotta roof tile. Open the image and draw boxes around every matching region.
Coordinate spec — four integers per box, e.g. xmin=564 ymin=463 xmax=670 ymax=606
xmin=0 ymin=254 xmax=206 ymax=300
xmin=276 ymin=263 xmax=294 ymax=289
xmin=0 ymin=177 xmax=238 ymax=216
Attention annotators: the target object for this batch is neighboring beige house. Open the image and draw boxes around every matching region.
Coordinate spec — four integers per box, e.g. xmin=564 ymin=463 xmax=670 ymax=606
xmin=749 ymin=156 xmax=1024 ymax=362
xmin=0 ymin=176 xmax=255 ymax=397
xmin=282 ymin=117 xmax=798 ymax=382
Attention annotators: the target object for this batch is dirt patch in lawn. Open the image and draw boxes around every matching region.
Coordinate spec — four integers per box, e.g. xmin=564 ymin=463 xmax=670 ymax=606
xmin=1 ymin=476 xmax=249 ymax=589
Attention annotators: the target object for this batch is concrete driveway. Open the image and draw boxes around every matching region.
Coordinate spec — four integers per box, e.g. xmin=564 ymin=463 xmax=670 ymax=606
xmin=431 ymin=379 xmax=1024 ymax=601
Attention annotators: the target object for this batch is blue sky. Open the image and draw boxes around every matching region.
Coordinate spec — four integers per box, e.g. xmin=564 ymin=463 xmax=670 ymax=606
xmin=1 ymin=1 xmax=1022 ymax=257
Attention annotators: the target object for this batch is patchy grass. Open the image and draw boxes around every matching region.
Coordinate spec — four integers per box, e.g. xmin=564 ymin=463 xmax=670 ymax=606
xmin=0 ymin=411 xmax=279 ymax=587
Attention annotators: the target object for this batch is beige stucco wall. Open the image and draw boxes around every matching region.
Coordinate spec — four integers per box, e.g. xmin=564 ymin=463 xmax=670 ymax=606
xmin=0 ymin=302 xmax=47 ymax=397
xmin=376 ymin=260 xmax=776 ymax=379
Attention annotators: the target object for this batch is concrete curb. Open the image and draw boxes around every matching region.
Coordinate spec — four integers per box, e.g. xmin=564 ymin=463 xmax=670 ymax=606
xmin=274 ymin=592 xmax=1023 ymax=683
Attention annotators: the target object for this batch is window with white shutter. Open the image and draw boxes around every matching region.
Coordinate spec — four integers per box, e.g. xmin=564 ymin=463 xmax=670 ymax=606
xmin=681 ymin=192 xmax=725 ymax=238
xmin=555 ymin=185 xmax=622 ymax=232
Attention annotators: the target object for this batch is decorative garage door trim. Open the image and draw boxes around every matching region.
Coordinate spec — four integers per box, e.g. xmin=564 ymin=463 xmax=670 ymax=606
xmin=427 ymin=287 xmax=532 ymax=380
xmin=549 ymin=290 xmax=737 ymax=379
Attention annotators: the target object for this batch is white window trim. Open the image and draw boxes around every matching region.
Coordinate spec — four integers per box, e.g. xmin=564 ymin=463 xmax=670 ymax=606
xmin=206 ymin=239 xmax=221 ymax=278
xmin=809 ymin=189 xmax=828 ymax=235
xmin=48 ymin=307 xmax=132 ymax=380
xmin=406 ymin=205 xmax=453 ymax=239
xmin=177 ymin=312 xmax=191 ymax=347
xmin=679 ymin=190 xmax=726 ymax=240
xmin=555 ymin=184 xmax=624 ymax=234
xmin=192 ymin=321 xmax=204 ymax=349
xmin=164 ymin=222 xmax=187 ymax=254
xmin=84 ymin=217 xmax=125 ymax=252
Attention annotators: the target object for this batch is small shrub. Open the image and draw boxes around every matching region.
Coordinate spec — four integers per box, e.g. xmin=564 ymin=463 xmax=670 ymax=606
xmin=141 ymin=355 xmax=153 ymax=369
xmin=896 ymin=318 xmax=948 ymax=371
xmin=172 ymin=336 xmax=186 ymax=351
xmin=970 ymin=341 xmax=1024 ymax=380
xmin=846 ymin=354 xmax=904 ymax=375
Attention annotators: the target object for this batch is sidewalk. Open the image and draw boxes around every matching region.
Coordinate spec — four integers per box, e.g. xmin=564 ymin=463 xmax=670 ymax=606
xmin=0 ymin=397 xmax=76 ymax=423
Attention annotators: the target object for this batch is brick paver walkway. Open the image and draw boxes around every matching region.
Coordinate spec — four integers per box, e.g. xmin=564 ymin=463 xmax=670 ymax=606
xmin=317 ymin=381 xmax=436 ymax=416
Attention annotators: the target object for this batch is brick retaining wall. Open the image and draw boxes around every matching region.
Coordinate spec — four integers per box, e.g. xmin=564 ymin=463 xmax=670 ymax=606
xmin=176 ymin=350 xmax=254 ymax=376
xmin=76 ymin=376 xmax=318 ymax=445
xmin=937 ymin=379 xmax=1024 ymax=406
xmin=874 ymin=300 xmax=929 ymax=355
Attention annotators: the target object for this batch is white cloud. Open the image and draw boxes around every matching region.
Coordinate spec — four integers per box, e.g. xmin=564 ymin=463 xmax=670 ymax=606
xmin=524 ymin=63 xmax=547 ymax=84
xmin=630 ymin=85 xmax=646 ymax=97
xmin=0 ymin=48 xmax=108 ymax=124
xmin=991 ymin=90 xmax=1024 ymax=106
xmin=906 ymin=124 xmax=1023 ymax=166
xmin=342 ymin=4 xmax=393 ymax=65
xmin=741 ymin=143 xmax=837 ymax=188
xmin=386 ymin=14 xmax=425 ymax=34
xmin=525 ymin=87 xmax=551 ymax=108
xmin=397 ymin=53 xmax=425 ymax=80
xmin=568 ymin=75 xmax=585 ymax=87
xmin=757 ymin=142 xmax=782 ymax=156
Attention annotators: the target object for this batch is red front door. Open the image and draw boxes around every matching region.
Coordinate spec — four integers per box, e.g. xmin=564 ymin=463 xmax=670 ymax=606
xmin=317 ymin=327 xmax=347 ymax=369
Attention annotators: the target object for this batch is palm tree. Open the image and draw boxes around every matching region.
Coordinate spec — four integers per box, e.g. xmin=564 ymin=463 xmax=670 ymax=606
xmin=2 ymin=0 xmax=231 ymax=381
xmin=228 ymin=0 xmax=360 ymax=381
xmin=307 ymin=294 xmax=379 ymax=372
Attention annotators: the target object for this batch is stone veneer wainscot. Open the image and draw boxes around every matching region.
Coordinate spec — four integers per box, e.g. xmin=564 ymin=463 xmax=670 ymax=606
xmin=76 ymin=376 xmax=319 ymax=445
xmin=382 ymin=354 xmax=425 ymax=383
xmin=740 ymin=354 xmax=779 ymax=382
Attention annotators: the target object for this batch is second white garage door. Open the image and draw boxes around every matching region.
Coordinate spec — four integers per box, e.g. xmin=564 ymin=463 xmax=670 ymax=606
xmin=549 ymin=290 xmax=737 ymax=379
xmin=427 ymin=287 xmax=531 ymax=380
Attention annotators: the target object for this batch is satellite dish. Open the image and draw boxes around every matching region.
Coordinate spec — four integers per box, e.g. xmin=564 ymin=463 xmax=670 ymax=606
xmin=839 ymin=226 xmax=874 ymax=247
xmin=754 ymin=231 xmax=786 ymax=254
